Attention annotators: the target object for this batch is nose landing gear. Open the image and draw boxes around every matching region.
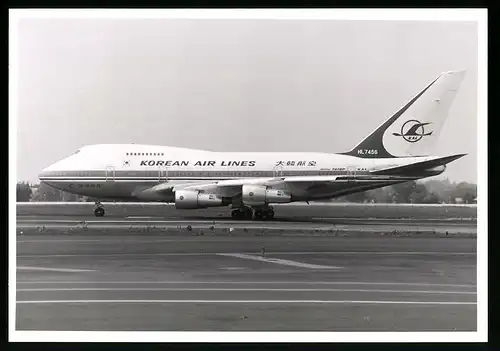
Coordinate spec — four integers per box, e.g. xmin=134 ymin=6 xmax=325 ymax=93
xmin=93 ymin=201 xmax=105 ymax=217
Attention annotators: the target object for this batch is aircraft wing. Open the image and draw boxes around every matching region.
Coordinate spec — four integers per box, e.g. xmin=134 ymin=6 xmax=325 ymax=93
xmin=176 ymin=177 xmax=284 ymax=197
xmin=141 ymin=178 xmax=283 ymax=198
xmin=138 ymin=173 xmax=418 ymax=201
xmin=279 ymin=175 xmax=415 ymax=193
xmin=282 ymin=175 xmax=417 ymax=183
xmin=171 ymin=175 xmax=416 ymax=193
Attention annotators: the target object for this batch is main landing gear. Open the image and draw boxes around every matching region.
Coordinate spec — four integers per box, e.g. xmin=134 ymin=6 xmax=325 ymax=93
xmin=94 ymin=201 xmax=105 ymax=217
xmin=230 ymin=206 xmax=275 ymax=221
xmin=254 ymin=207 xmax=275 ymax=221
xmin=231 ymin=207 xmax=253 ymax=220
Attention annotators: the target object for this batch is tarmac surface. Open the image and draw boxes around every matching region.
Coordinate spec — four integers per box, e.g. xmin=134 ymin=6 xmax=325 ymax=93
xmin=15 ymin=203 xmax=477 ymax=332
xmin=17 ymin=202 xmax=478 ymax=220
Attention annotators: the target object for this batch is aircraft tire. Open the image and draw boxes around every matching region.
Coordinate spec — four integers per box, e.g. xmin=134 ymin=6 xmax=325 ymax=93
xmin=254 ymin=211 xmax=262 ymax=220
xmin=231 ymin=209 xmax=251 ymax=220
xmin=245 ymin=208 xmax=253 ymax=220
xmin=94 ymin=207 xmax=105 ymax=217
xmin=267 ymin=208 xmax=275 ymax=220
xmin=260 ymin=211 xmax=268 ymax=221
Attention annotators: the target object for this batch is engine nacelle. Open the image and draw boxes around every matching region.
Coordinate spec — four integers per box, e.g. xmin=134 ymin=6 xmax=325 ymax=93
xmin=242 ymin=184 xmax=291 ymax=206
xmin=175 ymin=190 xmax=223 ymax=209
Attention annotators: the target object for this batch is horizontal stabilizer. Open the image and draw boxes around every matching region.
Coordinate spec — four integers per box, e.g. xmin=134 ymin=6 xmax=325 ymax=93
xmin=371 ymin=154 xmax=466 ymax=175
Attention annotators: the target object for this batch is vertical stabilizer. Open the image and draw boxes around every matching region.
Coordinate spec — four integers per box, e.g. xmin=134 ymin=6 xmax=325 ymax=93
xmin=341 ymin=70 xmax=466 ymax=158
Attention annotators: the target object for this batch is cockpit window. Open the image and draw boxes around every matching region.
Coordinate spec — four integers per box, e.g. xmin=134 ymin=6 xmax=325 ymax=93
xmin=74 ymin=150 xmax=81 ymax=154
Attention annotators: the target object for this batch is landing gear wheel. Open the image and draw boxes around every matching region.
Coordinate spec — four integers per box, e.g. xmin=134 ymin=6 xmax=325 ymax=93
xmin=231 ymin=209 xmax=240 ymax=219
xmin=244 ymin=207 xmax=253 ymax=220
xmin=253 ymin=208 xmax=274 ymax=221
xmin=267 ymin=208 xmax=275 ymax=220
xmin=232 ymin=207 xmax=253 ymax=220
xmin=94 ymin=207 xmax=105 ymax=217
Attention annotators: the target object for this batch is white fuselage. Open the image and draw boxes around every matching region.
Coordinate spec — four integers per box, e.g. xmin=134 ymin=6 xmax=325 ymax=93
xmin=39 ymin=144 xmax=445 ymax=203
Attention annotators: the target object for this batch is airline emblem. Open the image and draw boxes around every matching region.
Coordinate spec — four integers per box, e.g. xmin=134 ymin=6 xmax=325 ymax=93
xmin=392 ymin=120 xmax=433 ymax=143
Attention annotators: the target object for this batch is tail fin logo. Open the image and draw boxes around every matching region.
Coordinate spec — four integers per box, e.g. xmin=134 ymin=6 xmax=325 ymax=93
xmin=392 ymin=120 xmax=433 ymax=143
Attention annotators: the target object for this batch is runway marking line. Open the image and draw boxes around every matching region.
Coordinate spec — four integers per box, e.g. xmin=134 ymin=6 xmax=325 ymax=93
xmin=17 ymin=239 xmax=228 ymax=243
xmin=16 ymin=251 xmax=476 ymax=258
xmin=16 ymin=299 xmax=477 ymax=305
xmin=15 ymin=281 xmax=477 ymax=288
xmin=16 ymin=287 xmax=477 ymax=294
xmin=17 ymin=219 xmax=253 ymax=224
xmin=126 ymin=216 xmax=164 ymax=219
xmin=17 ymin=266 xmax=96 ymax=273
xmin=217 ymin=253 xmax=342 ymax=269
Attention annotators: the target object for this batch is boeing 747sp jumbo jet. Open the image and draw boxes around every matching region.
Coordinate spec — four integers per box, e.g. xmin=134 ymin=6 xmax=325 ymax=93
xmin=39 ymin=70 xmax=467 ymax=220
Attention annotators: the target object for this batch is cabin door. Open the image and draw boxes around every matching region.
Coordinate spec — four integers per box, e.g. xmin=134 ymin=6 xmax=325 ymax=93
xmin=158 ymin=166 xmax=168 ymax=182
xmin=105 ymin=166 xmax=115 ymax=182
xmin=273 ymin=164 xmax=283 ymax=177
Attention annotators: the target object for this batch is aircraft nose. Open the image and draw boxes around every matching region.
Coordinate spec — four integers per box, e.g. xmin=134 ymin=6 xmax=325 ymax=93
xmin=38 ymin=164 xmax=55 ymax=181
xmin=38 ymin=167 xmax=49 ymax=181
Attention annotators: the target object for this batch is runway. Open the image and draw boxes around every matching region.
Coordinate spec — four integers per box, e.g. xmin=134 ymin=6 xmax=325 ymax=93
xmin=15 ymin=203 xmax=477 ymax=332
xmin=16 ymin=233 xmax=477 ymax=331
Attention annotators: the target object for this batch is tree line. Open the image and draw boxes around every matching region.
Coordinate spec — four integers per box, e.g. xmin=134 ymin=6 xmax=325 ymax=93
xmin=17 ymin=179 xmax=477 ymax=204
xmin=335 ymin=179 xmax=476 ymax=204
xmin=16 ymin=182 xmax=93 ymax=202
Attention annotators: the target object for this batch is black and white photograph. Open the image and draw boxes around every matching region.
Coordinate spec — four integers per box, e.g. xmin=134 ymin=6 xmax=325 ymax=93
xmin=10 ymin=9 xmax=487 ymax=342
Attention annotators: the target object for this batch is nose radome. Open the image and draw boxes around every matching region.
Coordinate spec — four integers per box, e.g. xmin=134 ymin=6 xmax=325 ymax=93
xmin=39 ymin=161 xmax=59 ymax=180
xmin=38 ymin=166 xmax=50 ymax=181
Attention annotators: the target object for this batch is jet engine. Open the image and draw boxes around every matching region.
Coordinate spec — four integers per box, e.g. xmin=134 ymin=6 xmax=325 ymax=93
xmin=175 ymin=190 xmax=223 ymax=209
xmin=242 ymin=184 xmax=291 ymax=206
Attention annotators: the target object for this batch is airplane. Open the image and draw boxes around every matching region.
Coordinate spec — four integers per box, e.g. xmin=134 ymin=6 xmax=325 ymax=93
xmin=39 ymin=70 xmax=467 ymax=220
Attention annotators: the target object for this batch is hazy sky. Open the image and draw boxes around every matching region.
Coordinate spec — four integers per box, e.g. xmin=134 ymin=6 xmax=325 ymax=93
xmin=15 ymin=18 xmax=478 ymax=183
